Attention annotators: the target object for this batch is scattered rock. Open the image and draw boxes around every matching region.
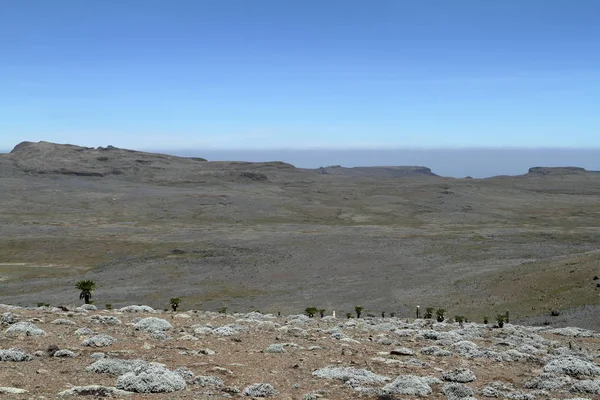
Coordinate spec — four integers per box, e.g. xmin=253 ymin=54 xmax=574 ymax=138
xmin=0 ymin=387 xmax=28 ymax=394
xmin=390 ymin=347 xmax=415 ymax=356
xmin=51 ymin=318 xmax=77 ymax=325
xmin=57 ymin=385 xmax=132 ymax=396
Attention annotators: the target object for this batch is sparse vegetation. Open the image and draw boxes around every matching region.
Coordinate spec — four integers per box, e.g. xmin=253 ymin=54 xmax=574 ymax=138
xmin=483 ymin=316 xmax=489 ymax=324
xmin=346 ymin=312 xmax=352 ymax=319
xmin=305 ymin=307 xmax=318 ymax=318
xmin=36 ymin=302 xmax=50 ymax=307
xmin=105 ymin=304 xmax=112 ymax=310
xmin=318 ymin=309 xmax=326 ymax=318
xmin=217 ymin=307 xmax=227 ymax=314
xmin=75 ymin=280 xmax=96 ymax=304
xmin=170 ymin=298 xmax=181 ymax=312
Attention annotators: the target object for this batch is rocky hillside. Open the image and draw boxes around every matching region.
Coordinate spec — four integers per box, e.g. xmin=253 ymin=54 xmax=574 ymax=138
xmin=1 ymin=140 xmax=600 ymax=332
xmin=0 ymin=304 xmax=599 ymax=399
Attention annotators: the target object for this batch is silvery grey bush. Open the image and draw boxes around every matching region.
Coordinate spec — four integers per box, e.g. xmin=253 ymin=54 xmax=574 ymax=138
xmin=174 ymin=367 xmax=195 ymax=383
xmin=89 ymin=315 xmax=122 ymax=325
xmin=193 ymin=375 xmax=224 ymax=387
xmin=116 ymin=364 xmax=186 ymax=393
xmin=421 ymin=346 xmax=452 ymax=356
xmin=81 ymin=334 xmax=117 ymax=347
xmin=0 ymin=312 xmax=19 ymax=325
xmin=5 ymin=321 xmax=46 ymax=336
xmin=442 ymin=368 xmax=477 ymax=383
xmin=524 ymin=373 xmax=572 ymax=390
xmin=543 ymin=356 xmax=600 ymax=377
xmin=0 ymin=348 xmax=33 ymax=362
xmin=133 ymin=317 xmax=172 ymax=332
xmin=312 ymin=366 xmax=390 ymax=384
xmin=380 ymin=375 xmax=433 ymax=396
xmin=242 ymin=383 xmax=279 ymax=397
xmin=74 ymin=327 xmax=94 ymax=336
xmin=570 ymin=379 xmax=600 ymax=395
xmin=119 ymin=305 xmax=155 ymax=313
xmin=86 ymin=358 xmax=150 ymax=376
xmin=53 ymin=349 xmax=77 ymax=358
xmin=442 ymin=383 xmax=476 ymax=400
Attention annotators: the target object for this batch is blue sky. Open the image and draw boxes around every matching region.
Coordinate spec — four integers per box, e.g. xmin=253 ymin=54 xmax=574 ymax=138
xmin=1 ymin=0 xmax=599 ymax=151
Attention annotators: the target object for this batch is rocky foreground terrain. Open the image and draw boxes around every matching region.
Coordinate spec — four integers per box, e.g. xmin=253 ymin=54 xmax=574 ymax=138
xmin=1 ymin=303 xmax=599 ymax=399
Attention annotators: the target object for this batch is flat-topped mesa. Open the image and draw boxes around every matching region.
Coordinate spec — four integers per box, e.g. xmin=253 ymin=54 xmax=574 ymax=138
xmin=317 ymin=165 xmax=438 ymax=178
xmin=527 ymin=166 xmax=588 ymax=176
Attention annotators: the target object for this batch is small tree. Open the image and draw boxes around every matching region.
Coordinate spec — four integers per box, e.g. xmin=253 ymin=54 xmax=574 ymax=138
xmin=483 ymin=316 xmax=489 ymax=324
xmin=319 ymin=309 xmax=326 ymax=318
xmin=354 ymin=306 xmax=364 ymax=318
xmin=436 ymin=308 xmax=446 ymax=322
xmin=170 ymin=298 xmax=181 ymax=312
xmin=75 ymin=280 xmax=96 ymax=304
xmin=305 ymin=307 xmax=318 ymax=318
xmin=424 ymin=307 xmax=434 ymax=319
xmin=346 ymin=312 xmax=352 ymax=319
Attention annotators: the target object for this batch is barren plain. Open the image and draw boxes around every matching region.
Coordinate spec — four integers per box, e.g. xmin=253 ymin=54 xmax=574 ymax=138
xmin=1 ymin=141 xmax=599 ymax=329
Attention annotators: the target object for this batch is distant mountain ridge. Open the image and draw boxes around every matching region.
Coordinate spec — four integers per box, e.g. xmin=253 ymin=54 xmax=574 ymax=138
xmin=1 ymin=141 xmax=597 ymax=179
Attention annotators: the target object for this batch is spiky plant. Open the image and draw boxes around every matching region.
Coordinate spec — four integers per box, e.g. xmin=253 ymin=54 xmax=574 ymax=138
xmin=424 ymin=307 xmax=434 ymax=319
xmin=496 ymin=314 xmax=506 ymax=328
xmin=75 ymin=280 xmax=96 ymax=304
xmin=170 ymin=297 xmax=181 ymax=312
xmin=436 ymin=308 xmax=446 ymax=322
xmin=354 ymin=306 xmax=364 ymax=318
